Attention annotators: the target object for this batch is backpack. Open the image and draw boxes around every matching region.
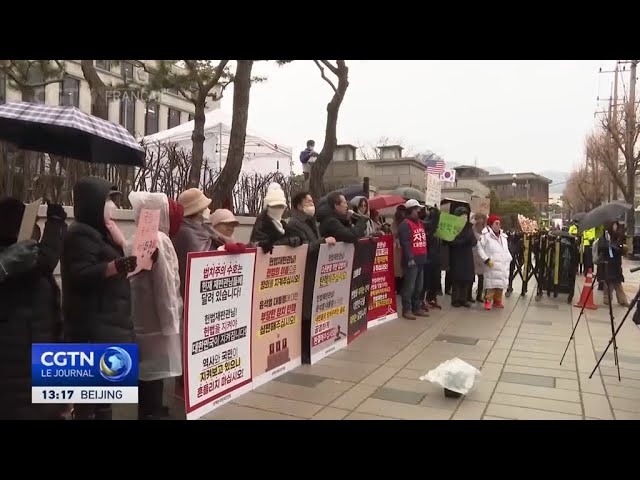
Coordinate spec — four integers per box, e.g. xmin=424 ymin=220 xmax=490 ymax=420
xmin=300 ymin=149 xmax=311 ymax=164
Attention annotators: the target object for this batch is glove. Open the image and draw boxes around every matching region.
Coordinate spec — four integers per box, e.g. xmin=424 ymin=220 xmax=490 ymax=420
xmin=261 ymin=242 xmax=274 ymax=254
xmin=485 ymin=259 xmax=495 ymax=268
xmin=408 ymin=259 xmax=416 ymax=268
xmin=288 ymin=236 xmax=302 ymax=247
xmin=151 ymin=248 xmax=159 ymax=263
xmin=0 ymin=240 xmax=39 ymax=282
xmin=225 ymin=242 xmax=246 ymax=254
xmin=46 ymin=203 xmax=67 ymax=221
xmin=114 ymin=256 xmax=137 ymax=274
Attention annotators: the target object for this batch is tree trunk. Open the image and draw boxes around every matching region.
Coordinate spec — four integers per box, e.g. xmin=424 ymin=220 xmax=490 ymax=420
xmin=188 ymin=93 xmax=207 ymax=188
xmin=309 ymin=61 xmax=349 ymax=201
xmin=210 ymin=60 xmax=254 ymax=210
xmin=625 ymin=157 xmax=635 ymax=256
xmin=81 ymin=60 xmax=109 ymax=120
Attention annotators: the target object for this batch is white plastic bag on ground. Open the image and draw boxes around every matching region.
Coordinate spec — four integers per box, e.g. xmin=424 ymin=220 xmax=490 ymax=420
xmin=419 ymin=358 xmax=481 ymax=395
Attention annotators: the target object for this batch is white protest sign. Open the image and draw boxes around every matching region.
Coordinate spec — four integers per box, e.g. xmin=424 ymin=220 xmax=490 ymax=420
xmin=424 ymin=174 xmax=442 ymax=208
xmin=17 ymin=198 xmax=42 ymax=242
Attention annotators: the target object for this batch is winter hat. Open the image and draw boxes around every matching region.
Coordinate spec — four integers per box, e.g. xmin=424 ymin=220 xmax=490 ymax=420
xmin=210 ymin=209 xmax=239 ymax=227
xmin=488 ymin=214 xmax=501 ymax=227
xmin=178 ymin=188 xmax=212 ymax=217
xmin=167 ymin=198 xmax=184 ymax=238
xmin=263 ymin=183 xmax=287 ymax=210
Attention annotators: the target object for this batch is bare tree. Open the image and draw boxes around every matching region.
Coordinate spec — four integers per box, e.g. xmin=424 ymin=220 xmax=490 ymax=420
xmin=356 ymin=136 xmax=416 ymax=160
xmin=308 ymin=61 xmax=350 ymax=200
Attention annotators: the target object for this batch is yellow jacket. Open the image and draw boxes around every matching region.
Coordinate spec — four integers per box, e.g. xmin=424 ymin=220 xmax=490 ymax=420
xmin=568 ymin=224 xmax=578 ymax=236
xmin=582 ymin=228 xmax=596 ymax=246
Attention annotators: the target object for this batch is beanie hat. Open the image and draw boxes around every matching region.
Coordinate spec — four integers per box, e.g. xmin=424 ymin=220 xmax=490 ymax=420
xmin=178 ymin=188 xmax=212 ymax=217
xmin=263 ymin=183 xmax=287 ymax=210
xmin=210 ymin=208 xmax=239 ymax=227
xmin=167 ymin=199 xmax=184 ymax=238
xmin=488 ymin=214 xmax=501 ymax=227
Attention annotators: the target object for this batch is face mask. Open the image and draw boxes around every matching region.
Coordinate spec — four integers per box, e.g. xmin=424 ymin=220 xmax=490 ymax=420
xmin=202 ymin=209 xmax=210 ymax=221
xmin=268 ymin=207 xmax=284 ymax=221
xmin=303 ymin=205 xmax=316 ymax=217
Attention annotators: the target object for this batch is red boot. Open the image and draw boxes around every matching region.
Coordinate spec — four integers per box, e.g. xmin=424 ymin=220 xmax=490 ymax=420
xmin=493 ymin=300 xmax=505 ymax=309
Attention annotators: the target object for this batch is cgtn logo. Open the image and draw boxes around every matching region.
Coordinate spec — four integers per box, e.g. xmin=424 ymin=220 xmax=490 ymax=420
xmin=32 ymin=344 xmax=138 ymax=404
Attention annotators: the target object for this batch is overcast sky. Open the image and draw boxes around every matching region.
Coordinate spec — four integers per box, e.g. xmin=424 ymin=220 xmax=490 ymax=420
xmin=219 ymin=60 xmax=618 ymax=174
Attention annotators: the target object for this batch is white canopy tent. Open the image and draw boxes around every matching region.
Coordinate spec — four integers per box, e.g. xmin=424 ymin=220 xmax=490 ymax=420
xmin=142 ymin=109 xmax=293 ymax=176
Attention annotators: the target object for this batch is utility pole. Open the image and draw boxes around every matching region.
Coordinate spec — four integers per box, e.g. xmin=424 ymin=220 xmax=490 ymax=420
xmin=624 ymin=60 xmax=638 ymax=253
xmin=611 ymin=63 xmax=619 ymax=201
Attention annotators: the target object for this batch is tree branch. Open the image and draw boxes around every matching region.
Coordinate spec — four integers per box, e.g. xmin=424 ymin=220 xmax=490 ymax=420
xmin=204 ymin=60 xmax=230 ymax=91
xmin=313 ymin=60 xmax=337 ymax=93
xmin=320 ymin=60 xmax=339 ymax=76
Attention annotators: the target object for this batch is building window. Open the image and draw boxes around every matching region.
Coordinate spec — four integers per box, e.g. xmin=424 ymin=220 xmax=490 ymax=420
xmin=59 ymin=75 xmax=80 ymax=107
xmin=26 ymin=66 xmax=46 ymax=104
xmin=121 ymin=61 xmax=135 ymax=82
xmin=95 ymin=60 xmax=111 ymax=72
xmin=145 ymin=100 xmax=159 ymax=135
xmin=168 ymin=108 xmax=181 ymax=129
xmin=188 ymin=113 xmax=194 ymax=122
xmin=0 ymin=72 xmax=5 ymax=104
xmin=120 ymin=96 xmax=136 ymax=136
xmin=166 ymin=87 xmax=179 ymax=96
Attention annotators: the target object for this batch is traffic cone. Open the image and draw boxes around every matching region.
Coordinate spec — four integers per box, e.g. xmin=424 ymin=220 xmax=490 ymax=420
xmin=574 ymin=268 xmax=598 ymax=310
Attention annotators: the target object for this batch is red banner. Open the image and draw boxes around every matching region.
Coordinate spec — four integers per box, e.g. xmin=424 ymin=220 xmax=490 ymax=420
xmin=367 ymin=235 xmax=398 ymax=328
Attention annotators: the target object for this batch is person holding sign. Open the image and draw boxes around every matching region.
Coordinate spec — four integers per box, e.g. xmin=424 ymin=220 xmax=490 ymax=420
xmin=397 ymin=199 xmax=429 ymax=320
xmin=475 ymin=215 xmax=512 ymax=310
xmin=250 ymin=183 xmax=302 ymax=253
xmin=126 ymin=192 xmax=182 ymax=419
xmin=61 ymin=177 xmax=138 ymax=421
xmin=448 ymin=206 xmax=477 ymax=308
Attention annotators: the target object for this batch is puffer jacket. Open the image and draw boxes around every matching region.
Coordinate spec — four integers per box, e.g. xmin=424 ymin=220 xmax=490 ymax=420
xmin=0 ymin=217 xmax=66 ymax=420
xmin=61 ymin=177 xmax=134 ymax=343
xmin=475 ymin=227 xmax=512 ymax=290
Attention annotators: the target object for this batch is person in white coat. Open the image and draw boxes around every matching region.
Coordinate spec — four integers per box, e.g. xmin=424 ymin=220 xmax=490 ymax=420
xmin=127 ymin=192 xmax=183 ymax=420
xmin=475 ymin=214 xmax=512 ymax=310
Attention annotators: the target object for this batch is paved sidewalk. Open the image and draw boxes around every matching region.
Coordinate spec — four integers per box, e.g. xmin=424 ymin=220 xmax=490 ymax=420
xmin=114 ymin=263 xmax=640 ymax=420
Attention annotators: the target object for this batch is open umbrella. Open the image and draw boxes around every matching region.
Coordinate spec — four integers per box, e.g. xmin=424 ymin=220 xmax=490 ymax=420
xmin=578 ymin=201 xmax=632 ymax=232
xmin=571 ymin=212 xmax=586 ymax=222
xmin=0 ymin=102 xmax=145 ymax=167
xmin=392 ymin=186 xmax=425 ymax=203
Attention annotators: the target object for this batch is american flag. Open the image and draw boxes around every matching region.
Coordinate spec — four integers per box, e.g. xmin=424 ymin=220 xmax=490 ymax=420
xmin=425 ymin=158 xmax=445 ymax=175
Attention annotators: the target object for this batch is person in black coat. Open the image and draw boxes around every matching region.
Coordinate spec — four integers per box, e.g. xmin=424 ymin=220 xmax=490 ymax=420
xmin=317 ymin=191 xmax=368 ymax=243
xmin=597 ymin=221 xmax=630 ymax=307
xmin=60 ymin=177 xmax=138 ymax=420
xmin=0 ymin=197 xmax=68 ymax=420
xmin=286 ymin=192 xmax=336 ymax=363
xmin=422 ymin=206 xmax=442 ymax=309
xmin=448 ymin=206 xmax=477 ymax=308
xmin=250 ymin=183 xmax=301 ymax=252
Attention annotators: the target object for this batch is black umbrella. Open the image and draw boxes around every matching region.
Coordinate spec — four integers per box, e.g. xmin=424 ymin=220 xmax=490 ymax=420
xmin=392 ymin=186 xmax=425 ymax=203
xmin=572 ymin=212 xmax=586 ymax=222
xmin=578 ymin=201 xmax=632 ymax=232
xmin=319 ymin=185 xmax=366 ymax=205
xmin=0 ymin=102 xmax=145 ymax=167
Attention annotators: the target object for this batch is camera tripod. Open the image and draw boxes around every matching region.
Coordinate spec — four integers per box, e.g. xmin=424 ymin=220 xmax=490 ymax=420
xmin=588 ymin=266 xmax=640 ymax=379
xmin=560 ymin=261 xmax=621 ymax=381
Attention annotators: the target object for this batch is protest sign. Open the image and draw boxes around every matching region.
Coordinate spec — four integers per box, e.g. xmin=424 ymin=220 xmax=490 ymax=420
xmin=17 ymin=198 xmax=42 ymax=242
xmin=367 ymin=234 xmax=398 ymax=328
xmin=129 ymin=208 xmax=160 ymax=276
xmin=183 ymin=250 xmax=255 ymax=420
xmin=251 ymin=245 xmax=307 ymax=388
xmin=347 ymin=239 xmax=376 ymax=344
xmin=436 ymin=212 xmax=467 ymax=242
xmin=309 ymin=242 xmax=354 ymax=364
xmin=424 ymin=174 xmax=442 ymax=209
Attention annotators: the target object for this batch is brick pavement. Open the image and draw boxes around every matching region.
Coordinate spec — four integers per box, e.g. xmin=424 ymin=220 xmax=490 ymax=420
xmin=114 ymin=261 xmax=640 ymax=420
